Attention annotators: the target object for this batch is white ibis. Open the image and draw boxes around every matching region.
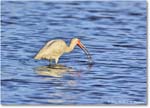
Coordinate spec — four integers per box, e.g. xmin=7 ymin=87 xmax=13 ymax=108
xmin=34 ymin=38 xmax=92 ymax=64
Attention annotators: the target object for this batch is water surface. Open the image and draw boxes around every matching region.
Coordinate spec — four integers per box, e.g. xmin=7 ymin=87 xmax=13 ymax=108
xmin=1 ymin=1 xmax=147 ymax=105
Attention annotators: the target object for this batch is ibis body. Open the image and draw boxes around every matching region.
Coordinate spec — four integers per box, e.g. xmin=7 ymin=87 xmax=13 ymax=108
xmin=34 ymin=38 xmax=91 ymax=64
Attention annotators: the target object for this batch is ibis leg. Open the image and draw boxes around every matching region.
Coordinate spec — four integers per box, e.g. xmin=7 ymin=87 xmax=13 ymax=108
xmin=55 ymin=58 xmax=59 ymax=64
xmin=49 ymin=59 xmax=53 ymax=66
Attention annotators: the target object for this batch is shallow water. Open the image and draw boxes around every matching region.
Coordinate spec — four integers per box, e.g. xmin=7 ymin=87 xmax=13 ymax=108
xmin=1 ymin=1 xmax=147 ymax=105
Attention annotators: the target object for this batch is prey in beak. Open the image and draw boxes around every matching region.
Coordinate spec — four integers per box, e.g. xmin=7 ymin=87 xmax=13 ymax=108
xmin=77 ymin=39 xmax=92 ymax=63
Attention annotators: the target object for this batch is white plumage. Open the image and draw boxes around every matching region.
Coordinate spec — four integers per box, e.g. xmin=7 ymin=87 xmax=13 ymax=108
xmin=34 ymin=38 xmax=91 ymax=64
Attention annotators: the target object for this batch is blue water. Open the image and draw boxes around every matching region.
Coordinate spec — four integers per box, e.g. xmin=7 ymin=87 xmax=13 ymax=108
xmin=1 ymin=1 xmax=147 ymax=105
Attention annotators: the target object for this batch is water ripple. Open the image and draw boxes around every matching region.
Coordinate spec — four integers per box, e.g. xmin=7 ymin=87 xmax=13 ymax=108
xmin=1 ymin=1 xmax=146 ymax=105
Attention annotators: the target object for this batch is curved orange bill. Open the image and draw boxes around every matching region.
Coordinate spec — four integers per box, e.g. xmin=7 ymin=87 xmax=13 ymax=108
xmin=77 ymin=41 xmax=92 ymax=62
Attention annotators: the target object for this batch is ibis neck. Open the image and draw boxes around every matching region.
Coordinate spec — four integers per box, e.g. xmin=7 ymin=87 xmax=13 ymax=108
xmin=65 ymin=42 xmax=76 ymax=53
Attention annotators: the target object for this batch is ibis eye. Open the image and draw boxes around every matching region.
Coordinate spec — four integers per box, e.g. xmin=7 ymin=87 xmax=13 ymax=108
xmin=77 ymin=39 xmax=80 ymax=44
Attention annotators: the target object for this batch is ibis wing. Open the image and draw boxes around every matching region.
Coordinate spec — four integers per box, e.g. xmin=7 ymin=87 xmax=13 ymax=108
xmin=34 ymin=40 xmax=56 ymax=59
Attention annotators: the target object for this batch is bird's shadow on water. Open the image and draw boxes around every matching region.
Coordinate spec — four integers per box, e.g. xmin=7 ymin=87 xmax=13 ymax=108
xmin=34 ymin=62 xmax=93 ymax=78
xmin=34 ymin=64 xmax=78 ymax=78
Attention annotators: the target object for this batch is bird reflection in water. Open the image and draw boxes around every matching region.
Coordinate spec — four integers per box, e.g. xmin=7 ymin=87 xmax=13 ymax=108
xmin=35 ymin=64 xmax=77 ymax=78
